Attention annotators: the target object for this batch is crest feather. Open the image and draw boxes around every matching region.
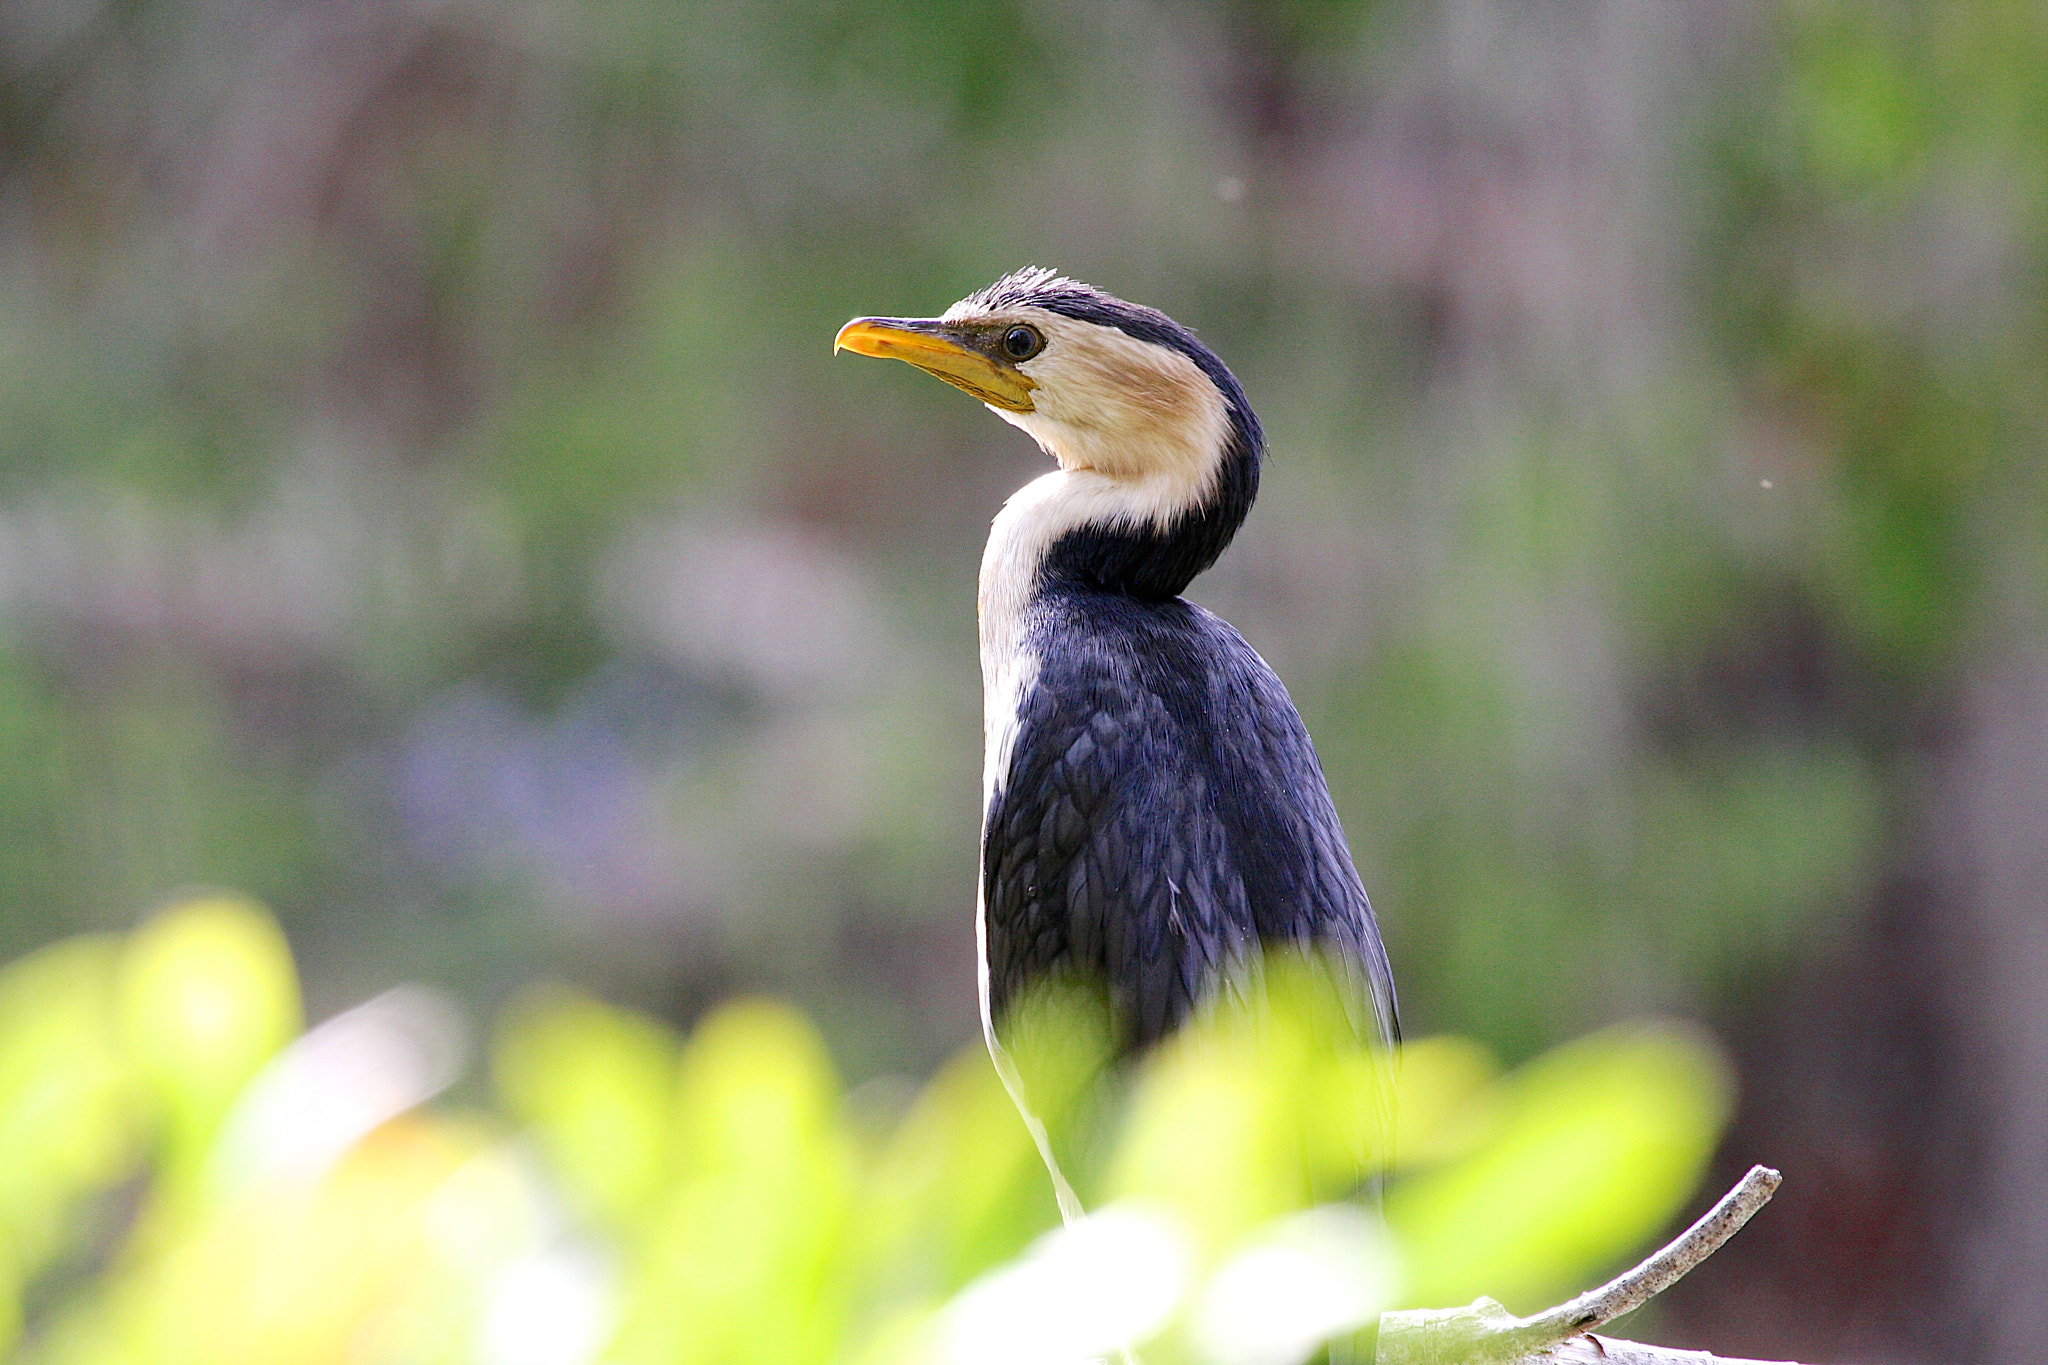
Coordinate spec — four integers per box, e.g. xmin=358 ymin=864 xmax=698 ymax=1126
xmin=948 ymin=266 xmax=1106 ymax=318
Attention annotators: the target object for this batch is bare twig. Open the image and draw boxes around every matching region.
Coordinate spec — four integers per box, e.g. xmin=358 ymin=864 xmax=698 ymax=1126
xmin=1376 ymin=1166 xmax=1790 ymax=1365
xmin=1523 ymin=1165 xmax=1783 ymax=1338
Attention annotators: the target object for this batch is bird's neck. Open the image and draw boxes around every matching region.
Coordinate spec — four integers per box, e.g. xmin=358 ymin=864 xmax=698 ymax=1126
xmin=979 ymin=448 xmax=1254 ymax=644
xmin=974 ymin=443 xmax=1255 ymax=809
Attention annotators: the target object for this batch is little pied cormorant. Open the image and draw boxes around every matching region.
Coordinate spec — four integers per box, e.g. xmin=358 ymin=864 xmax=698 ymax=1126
xmin=836 ymin=267 xmax=1397 ymax=1066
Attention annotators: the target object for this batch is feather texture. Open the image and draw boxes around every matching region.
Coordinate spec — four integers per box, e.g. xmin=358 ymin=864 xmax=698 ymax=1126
xmin=981 ymin=588 xmax=1397 ymax=1053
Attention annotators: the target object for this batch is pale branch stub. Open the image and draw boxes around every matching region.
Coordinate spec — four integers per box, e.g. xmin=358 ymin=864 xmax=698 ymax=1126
xmin=1376 ymin=1166 xmax=1814 ymax=1365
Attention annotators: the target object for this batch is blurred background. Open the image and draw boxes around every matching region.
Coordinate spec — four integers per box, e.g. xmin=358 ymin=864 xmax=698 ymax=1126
xmin=1 ymin=0 xmax=2044 ymax=1360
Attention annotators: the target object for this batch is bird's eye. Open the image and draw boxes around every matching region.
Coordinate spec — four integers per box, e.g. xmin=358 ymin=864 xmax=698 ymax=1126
xmin=1001 ymin=325 xmax=1045 ymax=361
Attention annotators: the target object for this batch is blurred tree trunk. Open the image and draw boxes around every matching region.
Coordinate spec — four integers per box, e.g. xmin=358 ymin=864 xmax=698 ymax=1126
xmin=1941 ymin=640 xmax=2048 ymax=1365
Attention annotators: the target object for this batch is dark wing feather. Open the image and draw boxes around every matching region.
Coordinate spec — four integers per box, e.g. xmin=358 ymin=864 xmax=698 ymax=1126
xmin=981 ymin=591 xmax=1396 ymax=1053
xmin=983 ymin=654 xmax=1257 ymax=1047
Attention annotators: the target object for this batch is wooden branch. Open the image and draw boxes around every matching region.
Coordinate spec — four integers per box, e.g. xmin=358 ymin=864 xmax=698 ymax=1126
xmin=1523 ymin=1164 xmax=1782 ymax=1338
xmin=1538 ymin=1336 xmax=1795 ymax=1365
xmin=1376 ymin=1166 xmax=1801 ymax=1365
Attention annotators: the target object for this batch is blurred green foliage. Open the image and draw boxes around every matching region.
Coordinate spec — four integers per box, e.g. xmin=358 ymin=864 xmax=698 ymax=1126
xmin=0 ymin=898 xmax=1730 ymax=1365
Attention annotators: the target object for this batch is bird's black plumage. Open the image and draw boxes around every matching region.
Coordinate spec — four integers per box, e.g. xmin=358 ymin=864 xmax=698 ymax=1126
xmin=982 ymin=588 xmax=1396 ymax=1052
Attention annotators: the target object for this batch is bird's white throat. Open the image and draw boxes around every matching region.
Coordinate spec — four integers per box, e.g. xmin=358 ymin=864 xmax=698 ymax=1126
xmin=976 ymin=464 xmax=1198 ymax=808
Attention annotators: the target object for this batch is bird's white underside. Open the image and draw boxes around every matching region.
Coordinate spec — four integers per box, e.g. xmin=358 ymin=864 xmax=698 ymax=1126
xmin=962 ymin=305 xmax=1236 ymax=1194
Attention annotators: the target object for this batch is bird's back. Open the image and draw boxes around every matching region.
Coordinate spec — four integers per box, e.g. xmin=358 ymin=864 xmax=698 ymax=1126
xmin=980 ymin=585 xmax=1397 ymax=1053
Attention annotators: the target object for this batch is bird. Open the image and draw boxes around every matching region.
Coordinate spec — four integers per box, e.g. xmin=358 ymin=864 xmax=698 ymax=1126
xmin=835 ymin=269 xmax=1396 ymax=1198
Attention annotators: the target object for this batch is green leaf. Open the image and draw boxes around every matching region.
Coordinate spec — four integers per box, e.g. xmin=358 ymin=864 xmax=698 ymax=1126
xmin=1385 ymin=1023 xmax=1733 ymax=1312
xmin=0 ymin=934 xmax=141 ymax=1354
xmin=493 ymin=985 xmax=682 ymax=1237
xmin=614 ymin=998 xmax=858 ymax=1365
xmin=117 ymin=896 xmax=300 ymax=1169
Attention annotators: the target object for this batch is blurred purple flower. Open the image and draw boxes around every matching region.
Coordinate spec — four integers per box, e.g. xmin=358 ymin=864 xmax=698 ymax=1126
xmin=394 ymin=685 xmax=698 ymax=921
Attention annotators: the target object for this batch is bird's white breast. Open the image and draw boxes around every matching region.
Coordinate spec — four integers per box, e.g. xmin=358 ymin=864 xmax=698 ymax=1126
xmin=977 ymin=461 xmax=1228 ymax=805
xmin=977 ymin=474 xmax=1056 ymax=811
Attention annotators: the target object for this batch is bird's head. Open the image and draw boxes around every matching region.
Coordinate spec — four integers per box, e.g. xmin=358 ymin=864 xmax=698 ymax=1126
xmin=835 ymin=268 xmax=1262 ymax=542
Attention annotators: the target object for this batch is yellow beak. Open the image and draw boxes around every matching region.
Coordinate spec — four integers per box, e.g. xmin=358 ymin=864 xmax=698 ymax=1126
xmin=834 ymin=317 xmax=1037 ymax=413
